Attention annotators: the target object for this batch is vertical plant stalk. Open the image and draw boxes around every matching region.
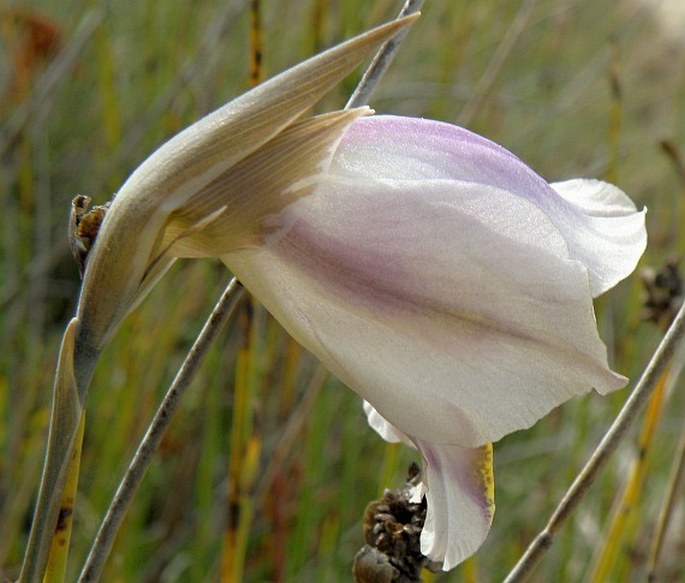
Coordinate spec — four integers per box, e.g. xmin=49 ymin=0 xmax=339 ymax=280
xmin=220 ymin=303 xmax=263 ymax=583
xmin=248 ymin=0 xmax=263 ymax=87
xmin=646 ymin=412 xmax=685 ymax=580
xmin=457 ymin=0 xmax=537 ymax=127
xmin=502 ymin=299 xmax=685 ymax=583
xmin=43 ymin=411 xmax=86 ymax=583
xmin=311 ymin=0 xmax=328 ymax=52
xmin=588 ymin=370 xmax=668 ymax=581
xmin=220 ymin=8 xmax=264 ymax=578
xmin=19 ymin=318 xmax=83 ymax=583
xmin=345 ymin=0 xmax=424 ymax=109
xmin=78 ymin=278 xmax=245 ymax=582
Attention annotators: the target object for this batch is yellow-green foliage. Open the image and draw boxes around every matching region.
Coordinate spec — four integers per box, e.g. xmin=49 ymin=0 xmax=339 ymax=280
xmin=2 ymin=1 xmax=684 ymax=581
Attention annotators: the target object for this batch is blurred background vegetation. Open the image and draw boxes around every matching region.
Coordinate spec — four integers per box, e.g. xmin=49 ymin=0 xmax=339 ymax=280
xmin=1 ymin=0 xmax=684 ymax=581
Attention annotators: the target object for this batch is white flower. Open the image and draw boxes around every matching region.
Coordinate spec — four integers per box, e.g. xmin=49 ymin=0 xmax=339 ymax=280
xmin=72 ymin=16 xmax=646 ymax=570
xmin=218 ymin=115 xmax=646 ymax=568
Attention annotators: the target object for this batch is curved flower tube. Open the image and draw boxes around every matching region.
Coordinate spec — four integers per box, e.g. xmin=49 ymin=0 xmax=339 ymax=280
xmin=215 ymin=115 xmax=646 ymax=568
xmin=222 ymin=116 xmax=646 ymax=448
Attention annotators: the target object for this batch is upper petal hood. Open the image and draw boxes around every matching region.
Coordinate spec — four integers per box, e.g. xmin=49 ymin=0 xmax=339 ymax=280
xmin=331 ymin=116 xmax=647 ymax=297
xmin=222 ymin=116 xmax=647 ymax=447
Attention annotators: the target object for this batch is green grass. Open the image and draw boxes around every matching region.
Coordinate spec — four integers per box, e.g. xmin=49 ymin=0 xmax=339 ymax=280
xmin=2 ymin=0 xmax=685 ymax=581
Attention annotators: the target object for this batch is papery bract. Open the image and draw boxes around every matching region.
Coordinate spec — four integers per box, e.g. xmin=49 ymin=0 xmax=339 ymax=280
xmin=72 ymin=16 xmax=416 ymax=371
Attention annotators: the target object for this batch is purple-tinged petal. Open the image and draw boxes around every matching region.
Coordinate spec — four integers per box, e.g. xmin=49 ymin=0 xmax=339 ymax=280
xmin=223 ymin=154 xmax=627 ymax=446
xmin=364 ymin=402 xmax=494 ymax=570
xmin=416 ymin=440 xmax=494 ymax=570
xmin=332 ymin=116 xmax=646 ymax=296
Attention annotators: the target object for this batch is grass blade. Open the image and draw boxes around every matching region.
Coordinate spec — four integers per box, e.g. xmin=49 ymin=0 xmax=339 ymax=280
xmin=19 ymin=319 xmax=83 ymax=583
xmin=42 ymin=411 xmax=85 ymax=583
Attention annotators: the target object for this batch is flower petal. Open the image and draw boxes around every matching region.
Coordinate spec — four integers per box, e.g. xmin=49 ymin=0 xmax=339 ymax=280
xmin=417 ymin=440 xmax=494 ymax=570
xmin=222 ymin=121 xmax=630 ymax=446
xmin=549 ymin=179 xmax=647 ymax=296
xmin=364 ymin=402 xmax=494 ymax=570
xmin=332 ymin=116 xmax=647 ymax=296
xmin=363 ymin=400 xmax=409 ymax=444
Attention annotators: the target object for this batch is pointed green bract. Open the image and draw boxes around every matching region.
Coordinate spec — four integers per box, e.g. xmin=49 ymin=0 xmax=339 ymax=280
xmin=75 ymin=15 xmax=417 ymax=356
xmin=163 ymin=107 xmax=371 ymax=257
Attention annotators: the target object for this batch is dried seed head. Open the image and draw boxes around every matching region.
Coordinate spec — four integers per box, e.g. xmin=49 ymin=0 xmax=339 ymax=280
xmin=355 ymin=464 xmax=440 ymax=583
xmin=641 ymin=257 xmax=683 ymax=328
xmin=68 ymin=194 xmax=111 ymax=278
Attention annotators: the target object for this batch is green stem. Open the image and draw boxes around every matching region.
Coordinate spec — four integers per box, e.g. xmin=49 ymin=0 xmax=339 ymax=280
xmin=19 ymin=319 xmax=85 ymax=583
xmin=503 ymin=299 xmax=685 ymax=583
xmin=78 ymin=278 xmax=244 ymax=582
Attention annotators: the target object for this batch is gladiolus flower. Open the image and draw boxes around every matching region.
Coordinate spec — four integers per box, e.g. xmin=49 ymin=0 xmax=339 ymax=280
xmin=220 ymin=115 xmax=646 ymax=568
xmin=71 ymin=15 xmax=646 ymax=572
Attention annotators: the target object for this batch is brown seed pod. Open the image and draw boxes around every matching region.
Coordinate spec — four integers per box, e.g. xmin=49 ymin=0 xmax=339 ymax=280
xmin=354 ymin=463 xmax=439 ymax=583
xmin=68 ymin=194 xmax=111 ymax=278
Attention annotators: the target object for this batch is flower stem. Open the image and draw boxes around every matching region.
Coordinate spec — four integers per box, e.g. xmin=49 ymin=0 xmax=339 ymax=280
xmin=18 ymin=318 xmax=83 ymax=583
xmin=43 ymin=410 xmax=86 ymax=583
xmin=646 ymin=410 xmax=685 ymax=580
xmin=78 ymin=277 xmax=244 ymax=582
xmin=502 ymin=299 xmax=685 ymax=583
xmin=345 ymin=0 xmax=424 ymax=109
xmin=588 ymin=369 xmax=668 ymax=581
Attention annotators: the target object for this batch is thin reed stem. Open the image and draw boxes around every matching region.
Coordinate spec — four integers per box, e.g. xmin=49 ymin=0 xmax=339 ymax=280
xmin=457 ymin=0 xmax=537 ymax=127
xmin=78 ymin=277 xmax=244 ymax=582
xmin=345 ymin=0 xmax=424 ymax=109
xmin=220 ymin=301 xmax=262 ymax=582
xmin=646 ymin=411 xmax=685 ymax=580
xmin=503 ymin=299 xmax=685 ymax=583
xmin=248 ymin=0 xmax=263 ymax=88
xmin=588 ymin=370 xmax=668 ymax=581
